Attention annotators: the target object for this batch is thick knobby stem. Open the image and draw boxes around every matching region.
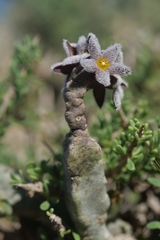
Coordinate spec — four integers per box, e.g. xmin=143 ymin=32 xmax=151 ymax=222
xmin=62 ymin=70 xmax=113 ymax=240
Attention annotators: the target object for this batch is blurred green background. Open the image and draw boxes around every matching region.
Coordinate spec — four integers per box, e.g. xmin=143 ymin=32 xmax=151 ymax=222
xmin=0 ymin=1 xmax=160 ymax=239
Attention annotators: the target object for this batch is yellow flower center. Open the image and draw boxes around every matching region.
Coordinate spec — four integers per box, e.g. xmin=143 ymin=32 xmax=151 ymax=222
xmin=96 ymin=57 xmax=110 ymax=70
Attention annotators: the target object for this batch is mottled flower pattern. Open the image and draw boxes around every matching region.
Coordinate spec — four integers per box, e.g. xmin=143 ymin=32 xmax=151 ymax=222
xmin=51 ymin=32 xmax=132 ymax=110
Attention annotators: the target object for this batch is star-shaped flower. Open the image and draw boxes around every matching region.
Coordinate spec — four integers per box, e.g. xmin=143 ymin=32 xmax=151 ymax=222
xmin=50 ymin=32 xmax=132 ymax=110
xmin=80 ymin=33 xmax=131 ymax=87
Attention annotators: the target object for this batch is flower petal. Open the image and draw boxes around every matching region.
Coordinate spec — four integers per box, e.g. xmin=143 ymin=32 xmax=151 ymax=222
xmin=115 ymin=51 xmax=123 ymax=63
xmin=80 ymin=59 xmax=97 ymax=73
xmin=51 ymin=62 xmax=76 ymax=75
xmin=112 ymin=86 xmax=124 ymax=111
xmin=63 ymin=55 xmax=81 ymax=65
xmin=87 ymin=33 xmax=101 ymax=59
xmin=109 ymin=63 xmax=132 ymax=76
xmin=120 ymin=79 xmax=128 ymax=88
xmin=81 ymin=53 xmax=90 ymax=59
xmin=103 ymin=43 xmax=122 ymax=62
xmin=112 ymin=74 xmax=128 ymax=88
xmin=106 ymin=75 xmax=118 ymax=89
xmin=63 ymin=39 xmax=77 ymax=56
xmin=92 ymin=76 xmax=106 ymax=108
xmin=77 ymin=35 xmax=87 ymax=54
xmin=96 ymin=70 xmax=110 ymax=87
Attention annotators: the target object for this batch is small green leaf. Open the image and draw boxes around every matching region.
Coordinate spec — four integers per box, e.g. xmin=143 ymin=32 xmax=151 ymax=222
xmin=115 ymin=145 xmax=125 ymax=155
xmin=129 ymin=119 xmax=135 ymax=127
xmin=147 ymin=177 xmax=160 ymax=188
xmin=10 ymin=173 xmax=21 ymax=181
xmin=134 ymin=118 xmax=139 ymax=123
xmin=72 ymin=232 xmax=81 ymax=240
xmin=132 ymin=153 xmax=144 ymax=162
xmin=26 ymin=168 xmax=37 ymax=175
xmin=40 ymin=201 xmax=50 ymax=211
xmin=25 ymin=161 xmax=36 ymax=168
xmin=60 ymin=229 xmax=71 ymax=237
xmin=145 ymin=130 xmax=152 ymax=135
xmin=60 ymin=231 xmax=65 ymax=237
xmin=49 ymin=208 xmax=54 ymax=214
xmin=46 ymin=211 xmax=50 ymax=217
xmin=34 ymin=167 xmax=41 ymax=174
xmin=144 ymin=123 xmax=149 ymax=131
xmin=147 ymin=221 xmax=160 ymax=229
xmin=151 ymin=149 xmax=158 ymax=156
xmin=127 ymin=159 xmax=135 ymax=171
xmin=120 ymin=132 xmax=126 ymax=141
xmin=29 ymin=175 xmax=39 ymax=181
xmin=135 ymin=121 xmax=141 ymax=128
xmin=133 ymin=127 xmax=139 ymax=132
xmin=43 ymin=182 xmax=49 ymax=195
xmin=139 ymin=135 xmax=152 ymax=143
xmin=135 ymin=132 xmax=139 ymax=141
xmin=65 ymin=229 xmax=71 ymax=235
xmin=46 ymin=208 xmax=54 ymax=216
xmin=128 ymin=126 xmax=134 ymax=132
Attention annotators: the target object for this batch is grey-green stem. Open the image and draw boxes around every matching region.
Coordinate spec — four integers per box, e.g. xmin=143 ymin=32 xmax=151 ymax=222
xmin=62 ymin=70 xmax=113 ymax=240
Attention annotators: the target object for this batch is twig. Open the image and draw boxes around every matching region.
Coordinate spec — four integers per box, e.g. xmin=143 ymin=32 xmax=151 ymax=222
xmin=13 ymin=181 xmax=43 ymax=198
xmin=49 ymin=213 xmax=66 ymax=233
xmin=43 ymin=139 xmax=55 ymax=156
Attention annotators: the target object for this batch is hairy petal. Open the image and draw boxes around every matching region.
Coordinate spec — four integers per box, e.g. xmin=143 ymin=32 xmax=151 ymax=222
xmin=80 ymin=59 xmax=97 ymax=73
xmin=115 ymin=51 xmax=123 ymax=63
xmin=81 ymin=53 xmax=90 ymax=59
xmin=77 ymin=35 xmax=87 ymax=54
xmin=51 ymin=62 xmax=63 ymax=74
xmin=87 ymin=33 xmax=101 ymax=59
xmin=112 ymin=74 xmax=128 ymax=88
xmin=103 ymin=43 xmax=122 ymax=62
xmin=112 ymin=86 xmax=124 ymax=111
xmin=63 ymin=55 xmax=81 ymax=65
xmin=109 ymin=63 xmax=132 ymax=76
xmin=120 ymin=79 xmax=128 ymax=88
xmin=96 ymin=70 xmax=110 ymax=87
xmin=50 ymin=62 xmax=76 ymax=75
xmin=106 ymin=75 xmax=118 ymax=89
xmin=63 ymin=40 xmax=77 ymax=56
xmin=63 ymin=53 xmax=90 ymax=66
